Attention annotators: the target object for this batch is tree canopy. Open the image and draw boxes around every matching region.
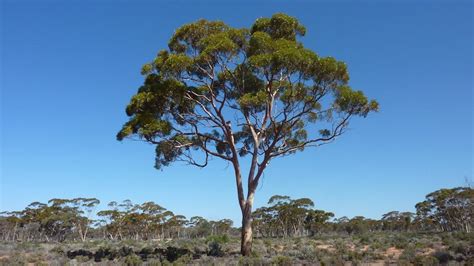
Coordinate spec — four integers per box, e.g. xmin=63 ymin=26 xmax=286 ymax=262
xmin=117 ymin=13 xmax=379 ymax=255
xmin=117 ymin=13 xmax=378 ymax=172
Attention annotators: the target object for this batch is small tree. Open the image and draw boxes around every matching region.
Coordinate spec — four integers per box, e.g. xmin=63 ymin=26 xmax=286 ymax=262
xmin=117 ymin=13 xmax=378 ymax=255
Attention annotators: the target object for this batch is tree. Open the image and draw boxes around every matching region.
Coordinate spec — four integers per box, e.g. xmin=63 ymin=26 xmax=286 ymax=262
xmin=252 ymin=195 xmax=331 ymax=237
xmin=97 ymin=200 xmax=133 ymax=240
xmin=415 ymin=187 xmax=473 ymax=232
xmin=188 ymin=216 xmax=212 ymax=238
xmin=67 ymin=198 xmax=100 ymax=241
xmin=117 ymin=13 xmax=378 ymax=255
xmin=305 ymin=209 xmax=334 ymax=235
xmin=381 ymin=211 xmax=414 ymax=232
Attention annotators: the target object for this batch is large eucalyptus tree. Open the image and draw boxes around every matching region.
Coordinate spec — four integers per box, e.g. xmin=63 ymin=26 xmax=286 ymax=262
xmin=117 ymin=13 xmax=378 ymax=255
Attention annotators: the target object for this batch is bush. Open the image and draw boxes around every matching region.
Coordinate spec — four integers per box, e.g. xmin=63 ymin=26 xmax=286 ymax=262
xmin=359 ymin=234 xmax=371 ymax=245
xmin=119 ymin=246 xmax=135 ymax=257
xmin=173 ymin=253 xmax=193 ymax=264
xmin=271 ymin=255 xmax=292 ymax=266
xmin=421 ymin=256 xmax=439 ymax=266
xmin=432 ymin=251 xmax=452 ymax=264
xmin=137 ymin=247 xmax=154 ymax=261
xmin=393 ymin=235 xmax=410 ymax=249
xmin=450 ymin=241 xmax=470 ymax=256
xmin=263 ymin=239 xmax=272 ymax=248
xmin=124 ymin=253 xmax=142 ymax=266
xmin=413 ymin=255 xmax=439 ymax=266
xmin=66 ymin=249 xmax=94 ymax=260
xmin=466 ymin=257 xmax=474 ymax=266
xmin=94 ymin=247 xmax=112 ymax=262
xmin=323 ymin=255 xmax=345 ymax=266
xmin=164 ymin=246 xmax=190 ymax=262
xmin=208 ymin=241 xmax=225 ymax=257
xmin=399 ymin=246 xmax=417 ymax=262
xmin=397 ymin=259 xmax=412 ymax=266
xmin=49 ymin=245 xmax=66 ymax=255
xmin=296 ymin=244 xmax=318 ymax=261
xmin=238 ymin=255 xmax=265 ymax=265
xmin=75 ymin=255 xmax=91 ymax=263
xmin=146 ymin=259 xmax=163 ymax=266
xmin=206 ymin=234 xmax=229 ymax=244
xmin=16 ymin=242 xmax=41 ymax=252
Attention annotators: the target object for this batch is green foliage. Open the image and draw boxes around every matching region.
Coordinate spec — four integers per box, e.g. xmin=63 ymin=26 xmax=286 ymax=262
xmin=253 ymin=195 xmax=330 ymax=238
xmin=413 ymin=255 xmax=439 ymax=266
xmin=415 ymin=187 xmax=473 ymax=233
xmin=1 ymin=188 xmax=472 ymax=249
xmin=0 ymin=231 xmax=473 ymax=265
xmin=296 ymin=244 xmax=318 ymax=261
xmin=206 ymin=234 xmax=229 ymax=244
xmin=207 ymin=241 xmax=224 ymax=257
xmin=173 ymin=253 xmax=193 ymax=264
xmin=116 ymin=14 xmax=379 ymax=256
xmin=335 ymin=86 xmax=379 ymax=116
xmin=74 ymin=255 xmax=91 ymax=263
xmin=271 ymin=255 xmax=292 ymax=266
xmin=238 ymin=255 xmax=265 ymax=265
xmin=251 ymin=13 xmax=306 ymax=41
xmin=399 ymin=245 xmax=417 ymax=262
xmin=392 ymin=235 xmax=410 ymax=249
xmin=432 ymin=251 xmax=453 ymax=264
xmin=117 ymin=13 xmax=378 ymax=171
xmin=124 ymin=253 xmax=142 ymax=266
xmin=204 ymin=233 xmax=229 ymax=257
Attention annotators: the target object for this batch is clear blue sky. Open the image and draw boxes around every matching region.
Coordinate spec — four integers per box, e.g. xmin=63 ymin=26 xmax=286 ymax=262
xmin=1 ymin=0 xmax=472 ymax=225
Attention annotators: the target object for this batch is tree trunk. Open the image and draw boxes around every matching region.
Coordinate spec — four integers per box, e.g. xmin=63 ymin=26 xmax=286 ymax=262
xmin=241 ymin=200 xmax=253 ymax=256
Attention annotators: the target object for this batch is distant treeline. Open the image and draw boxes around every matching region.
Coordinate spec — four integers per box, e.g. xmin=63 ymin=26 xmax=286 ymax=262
xmin=0 ymin=187 xmax=472 ymax=242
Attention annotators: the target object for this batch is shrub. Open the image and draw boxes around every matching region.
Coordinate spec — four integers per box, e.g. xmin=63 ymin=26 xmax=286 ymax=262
xmin=16 ymin=242 xmax=41 ymax=252
xmin=173 ymin=253 xmax=193 ymax=264
xmin=466 ymin=257 xmax=474 ymax=266
xmin=119 ymin=246 xmax=135 ymax=257
xmin=208 ymin=241 xmax=225 ymax=257
xmin=432 ymin=251 xmax=452 ymax=264
xmin=263 ymin=239 xmax=272 ymax=248
xmin=251 ymin=249 xmax=261 ymax=258
xmin=193 ymin=244 xmax=208 ymax=255
xmin=397 ymin=259 xmax=412 ymax=266
xmin=296 ymin=245 xmax=318 ymax=261
xmin=421 ymin=256 xmax=439 ymax=266
xmin=400 ymin=245 xmax=417 ymax=262
xmin=449 ymin=241 xmax=470 ymax=256
xmin=413 ymin=255 xmax=440 ymax=266
xmin=0 ymin=254 xmax=26 ymax=265
xmin=49 ymin=245 xmax=66 ymax=255
xmin=344 ymin=251 xmax=363 ymax=262
xmin=145 ymin=259 xmax=163 ymax=266
xmin=359 ymin=234 xmax=371 ymax=245
xmin=66 ymin=249 xmax=94 ymax=260
xmin=165 ymin=246 xmax=190 ymax=262
xmin=393 ymin=235 xmax=410 ymax=249
xmin=326 ymin=255 xmax=345 ymax=266
xmin=451 ymin=231 xmax=472 ymax=241
xmin=94 ymin=247 xmax=111 ymax=262
xmin=205 ymin=234 xmax=229 ymax=244
xmin=238 ymin=255 xmax=265 ymax=265
xmin=137 ymin=247 xmax=155 ymax=261
xmin=271 ymin=255 xmax=292 ymax=266
xmin=124 ymin=253 xmax=143 ymax=266
xmin=75 ymin=255 xmax=91 ymax=263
